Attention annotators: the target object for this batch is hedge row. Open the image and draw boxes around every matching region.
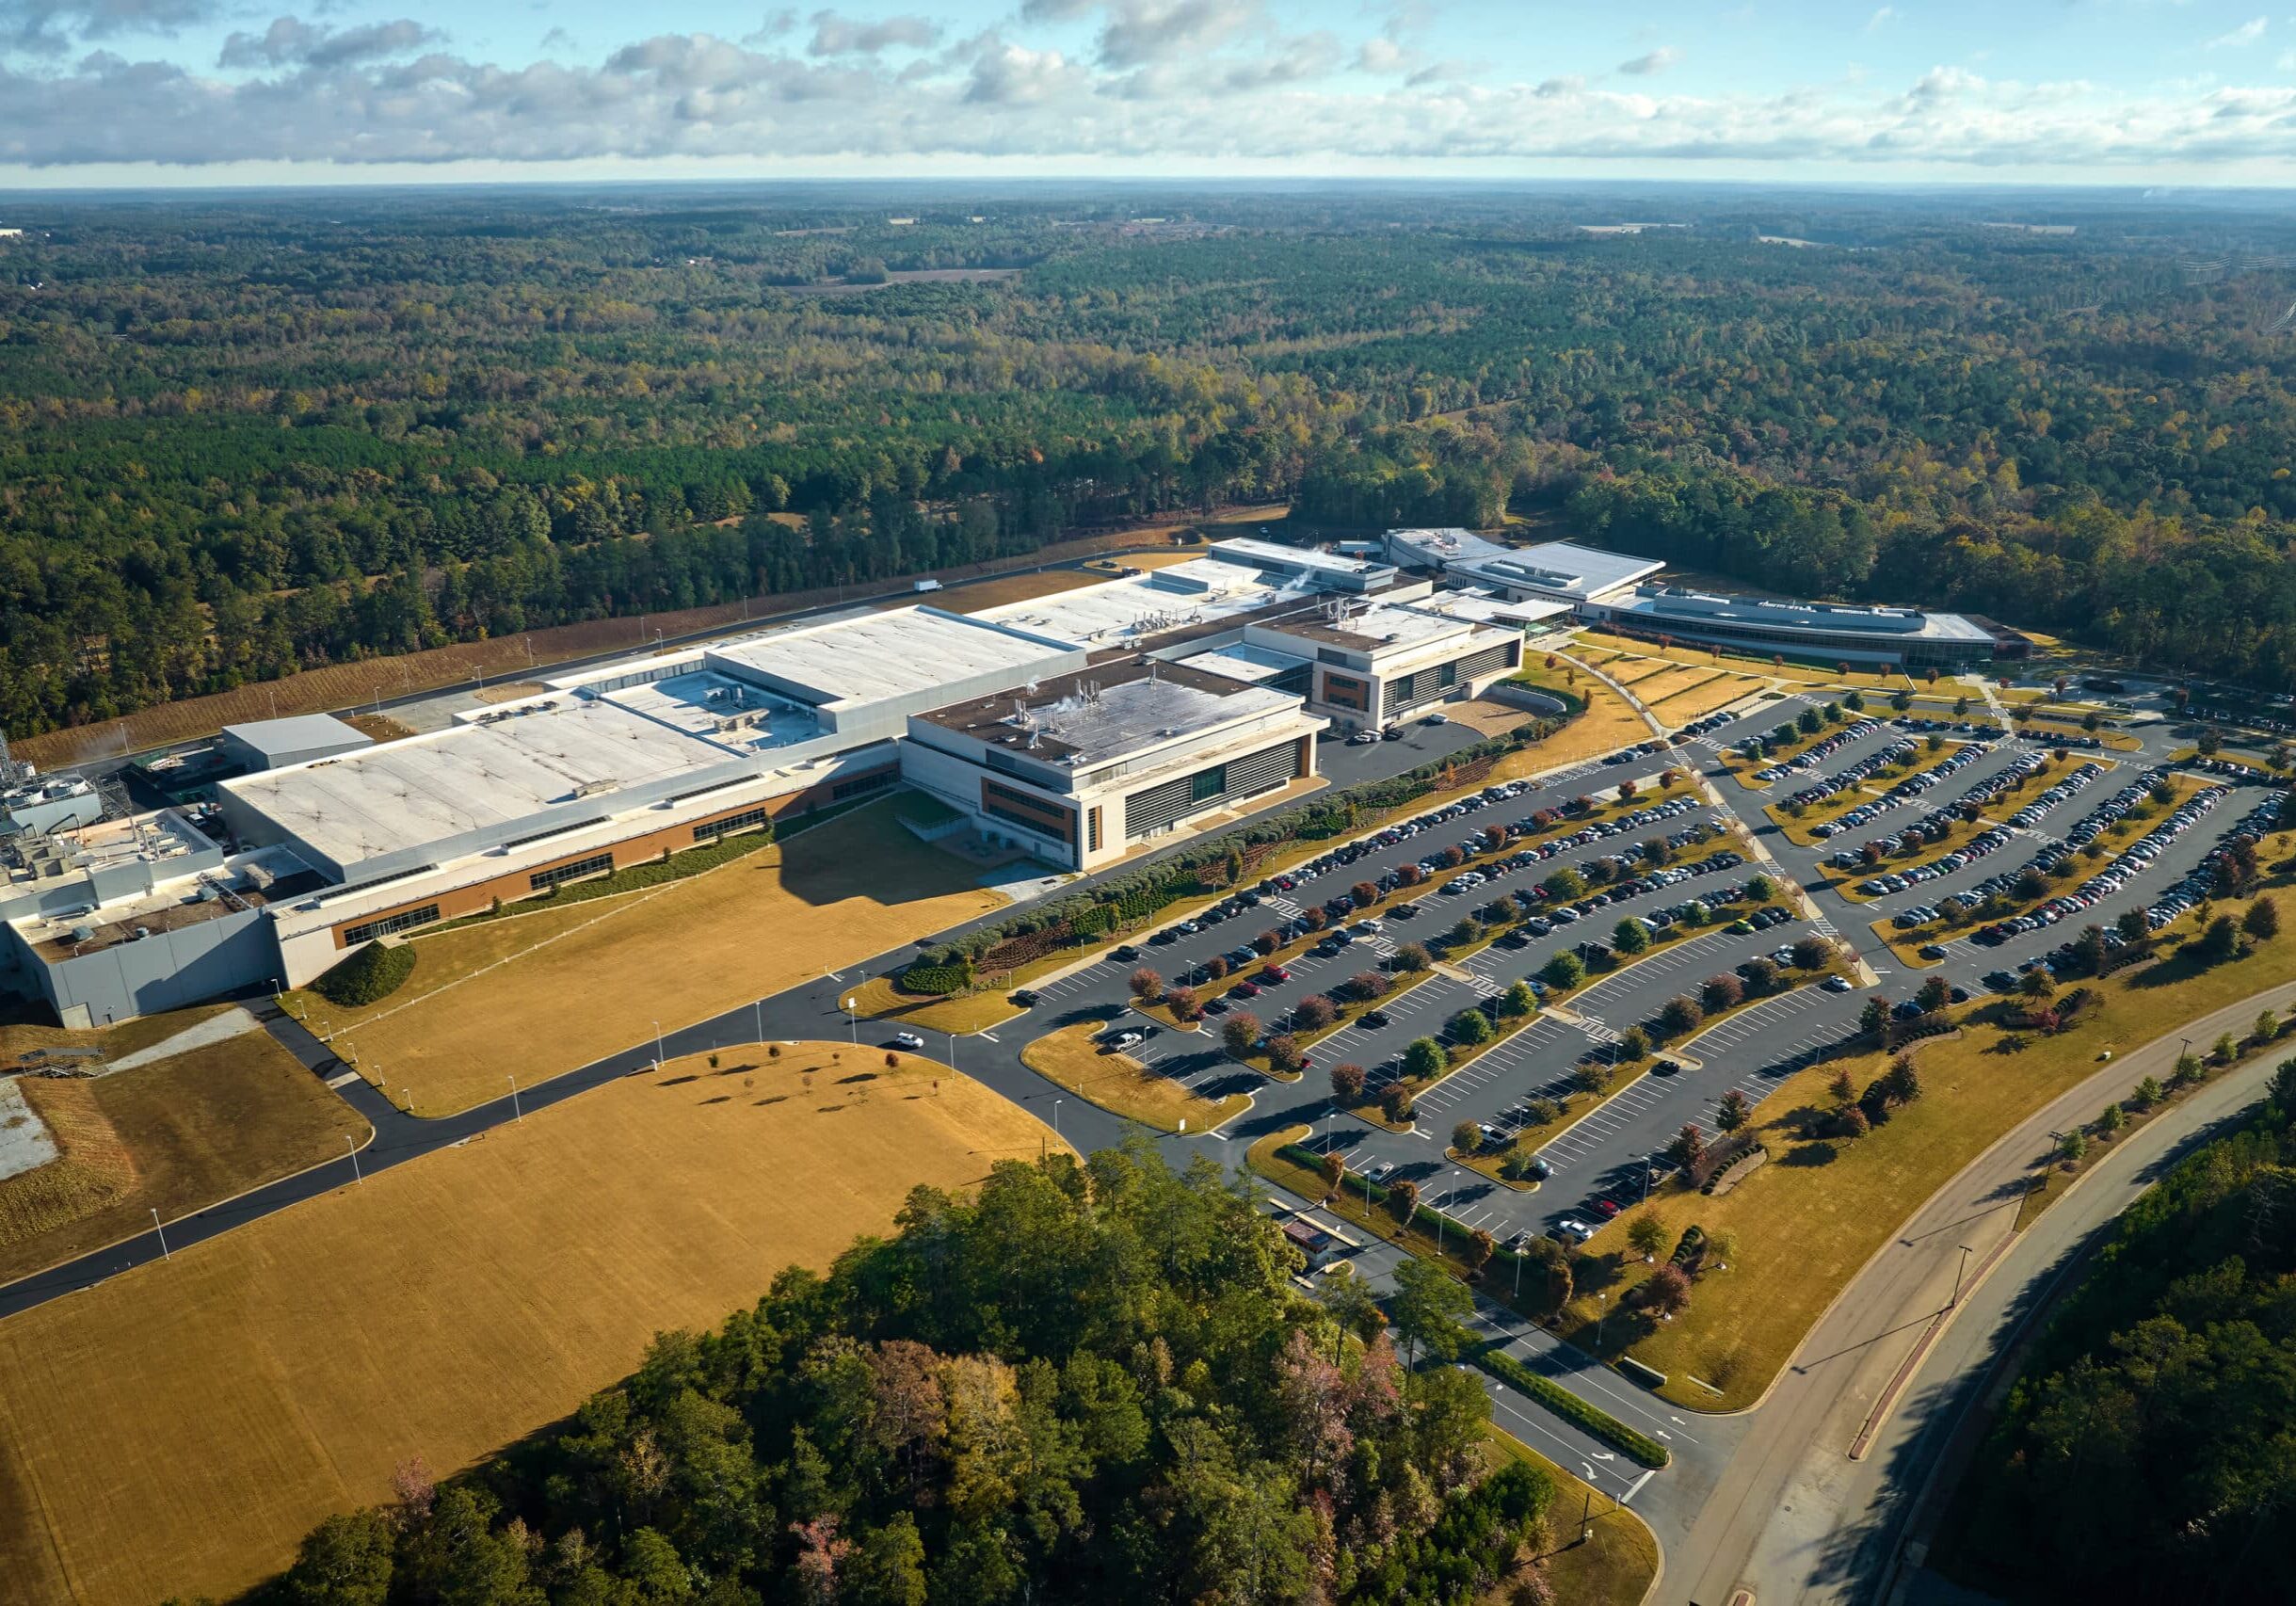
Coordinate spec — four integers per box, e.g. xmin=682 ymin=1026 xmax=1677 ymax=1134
xmin=1471 ymin=1348 xmax=1673 ymax=1469
xmin=313 ymin=940 xmax=416 ymax=1007
xmin=899 ymin=962 xmax=972 ymax=996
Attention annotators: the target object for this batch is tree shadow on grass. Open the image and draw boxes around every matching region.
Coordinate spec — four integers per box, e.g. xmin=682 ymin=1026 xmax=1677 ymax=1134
xmin=754 ymin=1095 xmax=788 ymax=1105
xmin=698 ymin=1094 xmax=731 ymax=1105
xmin=657 ymin=1073 xmax=699 ymax=1086
xmin=1778 ymin=1139 xmax=1838 ymax=1167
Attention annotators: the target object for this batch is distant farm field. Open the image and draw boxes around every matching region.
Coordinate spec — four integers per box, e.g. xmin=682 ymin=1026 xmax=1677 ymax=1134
xmin=0 ymin=1045 xmax=1065 ymax=1606
xmin=289 ymin=796 xmax=1013 ymax=1114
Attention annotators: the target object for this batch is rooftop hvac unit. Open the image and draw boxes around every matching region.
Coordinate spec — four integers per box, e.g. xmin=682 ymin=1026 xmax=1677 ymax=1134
xmin=69 ymin=924 xmax=96 ymax=945
xmin=242 ymin=862 xmax=276 ymax=891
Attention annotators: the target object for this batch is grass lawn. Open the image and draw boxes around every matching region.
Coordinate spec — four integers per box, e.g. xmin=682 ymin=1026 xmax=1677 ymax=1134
xmin=1020 ymin=1020 xmax=1250 ymax=1133
xmin=1571 ymin=629 xmax=1917 ymax=697
xmin=0 ymin=1043 xmax=1063 ymax=1606
xmin=285 ymin=796 xmax=1012 ymax=1114
xmin=0 ymin=1002 xmax=233 ymax=1068
xmin=1549 ymin=893 xmax=2296 ymax=1411
xmin=1649 ymin=670 xmax=1766 ymax=723
xmin=1623 ymin=663 xmax=1734 ymax=705
xmin=1480 ymin=1429 xmax=1662 ymax=1606
xmin=1506 ymin=662 xmax=1649 ymax=772
xmin=843 ymin=973 xmax=1036 ymax=1036
xmin=0 ymin=1032 xmax=361 ymax=1287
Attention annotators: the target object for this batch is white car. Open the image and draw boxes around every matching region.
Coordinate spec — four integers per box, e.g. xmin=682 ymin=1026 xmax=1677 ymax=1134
xmin=892 ymin=1031 xmax=926 ymax=1051
xmin=1551 ymin=1218 xmax=1595 ymax=1245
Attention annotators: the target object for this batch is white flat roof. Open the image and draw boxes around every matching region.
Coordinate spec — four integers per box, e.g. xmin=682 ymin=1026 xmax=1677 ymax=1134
xmin=224 ymin=698 xmax=730 ymax=870
xmin=1422 ymin=593 xmax=1575 ymax=627
xmin=1178 ymin=643 xmax=1310 ymax=683
xmin=706 ymin=606 xmax=1078 ymax=711
xmin=1387 ymin=529 xmax=1662 ymax=601
xmin=1211 ymin=537 xmax=1392 ymax=577
xmin=220 ymin=713 xmax=372 ymax=757
xmin=973 ymin=558 xmax=1296 ymax=647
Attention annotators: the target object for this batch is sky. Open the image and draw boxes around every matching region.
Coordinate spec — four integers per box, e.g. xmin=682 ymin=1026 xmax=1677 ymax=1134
xmin=2 ymin=0 xmax=2295 ymax=186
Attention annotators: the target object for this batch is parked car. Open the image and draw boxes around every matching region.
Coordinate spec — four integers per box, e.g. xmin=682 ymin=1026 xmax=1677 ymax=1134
xmin=892 ymin=1031 xmax=925 ymax=1051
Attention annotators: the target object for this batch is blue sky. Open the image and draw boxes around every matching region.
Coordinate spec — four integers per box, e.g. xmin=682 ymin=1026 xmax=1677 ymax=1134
xmin=2 ymin=0 xmax=2294 ymax=185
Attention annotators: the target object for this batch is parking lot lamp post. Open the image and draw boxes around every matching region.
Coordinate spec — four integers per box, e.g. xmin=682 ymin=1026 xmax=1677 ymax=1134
xmin=841 ymin=998 xmax=857 ymax=1042
xmin=653 ymin=1019 xmax=666 ymax=1066
xmin=506 ymin=1074 xmax=522 ymax=1122
xmin=151 ymin=1208 xmax=170 ymax=1261
xmin=754 ymin=998 xmax=763 ymax=1046
xmin=346 ymin=1136 xmax=362 ymax=1184
xmin=1052 ymin=1098 xmax=1062 ymax=1140
xmin=1513 ymin=1241 xmax=1524 ymax=1300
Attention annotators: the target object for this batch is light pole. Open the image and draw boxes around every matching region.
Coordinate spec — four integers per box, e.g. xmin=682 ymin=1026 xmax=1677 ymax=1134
xmin=754 ymin=997 xmax=763 ymax=1046
xmin=346 ymin=1136 xmax=362 ymax=1184
xmin=1951 ymin=1243 xmax=1975 ymax=1308
xmin=653 ymin=1019 xmax=666 ymax=1066
xmin=507 ymin=1074 xmax=522 ymax=1121
xmin=151 ymin=1207 xmax=170 ymax=1261
xmin=1052 ymin=1098 xmax=1062 ymax=1140
xmin=949 ymin=1032 xmax=959 ymax=1071
xmin=841 ymin=997 xmax=857 ymax=1043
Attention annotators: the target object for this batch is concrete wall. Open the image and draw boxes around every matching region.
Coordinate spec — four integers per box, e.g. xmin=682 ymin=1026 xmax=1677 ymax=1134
xmin=22 ymin=907 xmax=275 ymax=1026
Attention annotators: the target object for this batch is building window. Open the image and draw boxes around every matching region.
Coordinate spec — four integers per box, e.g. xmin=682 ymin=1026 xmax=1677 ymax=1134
xmin=831 ymin=770 xmax=895 ymax=802
xmin=1438 ymin=660 xmax=1458 ymax=689
xmin=343 ymin=904 xmax=440 ymax=945
xmin=694 ymin=808 xmax=768 ymax=843
xmin=1190 ymin=764 xmax=1228 ymax=804
xmin=1087 ymin=807 xmax=1102 ymax=852
xmin=530 ymin=852 xmax=614 ymax=891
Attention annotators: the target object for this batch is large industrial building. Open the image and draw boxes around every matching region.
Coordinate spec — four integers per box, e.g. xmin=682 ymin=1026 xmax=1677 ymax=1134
xmin=1385 ymin=528 xmax=1662 ymax=607
xmin=1585 ymin=585 xmax=2014 ymax=669
xmin=0 ymin=533 xmax=1601 ymax=1023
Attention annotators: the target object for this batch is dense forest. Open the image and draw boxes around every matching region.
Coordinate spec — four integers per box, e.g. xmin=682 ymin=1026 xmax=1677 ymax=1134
xmin=1946 ymin=1064 xmax=2296 ymax=1603
xmin=233 ymin=1144 xmax=1557 ymax=1606
xmin=7 ymin=183 xmax=2296 ymax=737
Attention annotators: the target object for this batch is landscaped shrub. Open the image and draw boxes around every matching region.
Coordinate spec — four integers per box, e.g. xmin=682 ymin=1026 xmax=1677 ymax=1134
xmin=898 ymin=960 xmax=972 ymax=996
xmin=1470 ymin=1349 xmax=1671 ymax=1468
xmin=313 ymin=940 xmax=416 ymax=1007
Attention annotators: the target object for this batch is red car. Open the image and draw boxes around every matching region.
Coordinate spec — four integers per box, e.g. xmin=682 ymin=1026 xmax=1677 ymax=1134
xmin=1593 ymin=1198 xmax=1622 ymax=1219
xmin=1231 ymin=980 xmax=1261 ymax=999
xmin=1261 ymin=965 xmax=1291 ymax=984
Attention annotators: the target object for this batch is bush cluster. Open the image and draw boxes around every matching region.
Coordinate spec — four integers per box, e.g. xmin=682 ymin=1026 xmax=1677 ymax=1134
xmin=312 ymin=940 xmax=416 ymax=1007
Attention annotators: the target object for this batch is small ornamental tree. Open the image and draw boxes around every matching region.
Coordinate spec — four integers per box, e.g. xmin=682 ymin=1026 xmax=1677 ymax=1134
xmin=1329 ymin=1062 xmax=1367 ymax=1105
xmin=1627 ymin=1213 xmax=1668 ymax=1261
xmin=1352 ymin=881 xmax=1381 ymax=909
xmin=1613 ymin=918 xmax=1650 ymax=956
xmin=1449 ymin=1007 xmax=1494 ymax=1048
xmin=1916 ymin=976 xmax=1951 ymax=1014
xmin=1716 ymin=1088 xmax=1753 ymax=1132
xmin=1403 ymin=1036 xmax=1447 ymax=1081
xmin=1204 ymin=955 xmax=1230 ymax=981
xmin=1884 ymin=1054 xmax=1921 ymax=1104
xmin=1744 ymin=873 xmax=1776 ymax=905
xmin=1387 ymin=1176 xmax=1420 ymax=1223
xmin=1543 ymin=951 xmax=1586 ymax=990
xmin=1318 ymin=1150 xmax=1345 ymax=1191
xmin=1642 ymin=1263 xmax=1693 ymax=1317
xmin=1701 ymin=973 xmax=1744 ymax=1013
xmin=1666 ymin=1122 xmax=1708 ymax=1171
xmin=1836 ymin=1103 xmax=1871 ymax=1140
xmin=1500 ymin=979 xmax=1539 ymax=1018
xmin=1293 ymin=994 xmax=1338 ymax=1032
xmin=1658 ymin=996 xmax=1704 ymax=1039
xmin=1221 ymin=1013 xmax=1262 ymax=1059
xmin=1791 ymin=935 xmax=1834 ymax=971
xmin=2244 ymin=896 xmax=2281 ymax=941
xmin=1129 ymin=966 xmax=1164 ymax=1000
xmin=1452 ymin=1119 xmax=1483 ymax=1155
xmin=1393 ymin=942 xmax=1432 ymax=973
xmin=1618 ymin=1024 xmax=1650 ymax=1061
xmin=1572 ymin=1061 xmax=1613 ymax=1097
xmin=1302 ymin=906 xmax=1328 ymax=933
xmin=1348 ymin=970 xmax=1392 ymax=1003
xmin=1383 ymin=1085 xmax=1417 ymax=1125
xmin=2198 ymin=914 xmax=2242 ymax=962
xmin=2130 ymin=1074 xmax=2163 ymax=1108
xmin=1164 ymin=986 xmax=1200 ymax=1022
xmin=1264 ymin=1034 xmax=1305 ymax=1075
xmin=1253 ymin=928 xmax=1283 ymax=957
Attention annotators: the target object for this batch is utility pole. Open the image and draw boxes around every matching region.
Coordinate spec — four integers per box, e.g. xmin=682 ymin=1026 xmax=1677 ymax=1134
xmin=151 ymin=1208 xmax=170 ymax=1261
xmin=346 ymin=1136 xmax=362 ymax=1184
xmin=1951 ymin=1243 xmax=1975 ymax=1308
xmin=507 ymin=1074 xmax=522 ymax=1121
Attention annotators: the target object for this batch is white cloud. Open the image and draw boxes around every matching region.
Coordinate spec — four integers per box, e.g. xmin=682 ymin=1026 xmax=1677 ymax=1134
xmin=217 ymin=17 xmax=443 ymax=71
xmin=1616 ymin=47 xmax=1680 ymax=77
xmin=1866 ymin=6 xmax=1896 ymax=30
xmin=2206 ymin=16 xmax=2266 ymax=48
xmin=1 ymin=19 xmax=2295 ymax=179
xmin=806 ymin=9 xmax=938 ymax=56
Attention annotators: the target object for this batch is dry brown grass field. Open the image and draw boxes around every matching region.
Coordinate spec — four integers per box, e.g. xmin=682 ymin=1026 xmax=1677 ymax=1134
xmin=0 ymin=1032 xmax=361 ymax=1288
xmin=1622 ymin=663 xmax=1731 ymax=706
xmin=1021 ymin=1020 xmax=1251 ymax=1133
xmin=289 ymin=797 xmax=1014 ymax=1114
xmin=0 ymin=1045 xmax=1065 ymax=1606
